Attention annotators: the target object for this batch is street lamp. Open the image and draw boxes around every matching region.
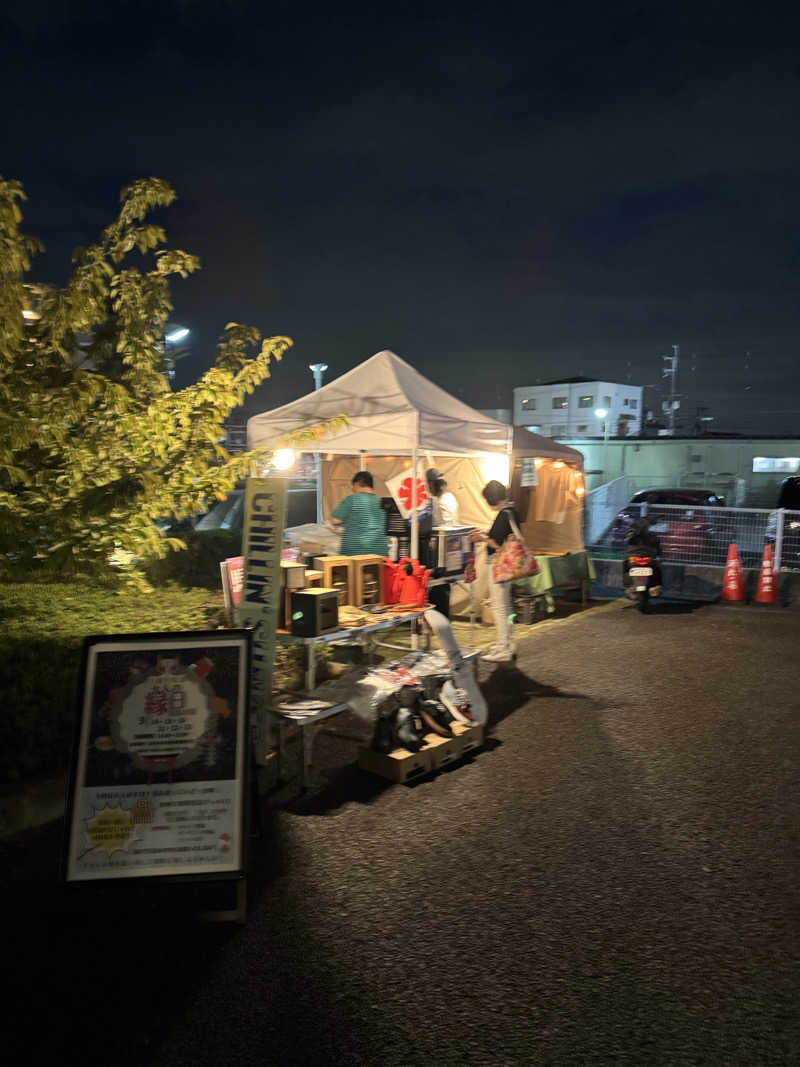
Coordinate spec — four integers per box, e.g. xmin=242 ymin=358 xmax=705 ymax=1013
xmin=309 ymin=363 xmax=328 ymax=390
xmin=162 ymin=325 xmax=190 ymax=382
xmin=594 ymin=407 xmax=610 ymax=480
xmin=309 ymin=363 xmax=328 ymax=521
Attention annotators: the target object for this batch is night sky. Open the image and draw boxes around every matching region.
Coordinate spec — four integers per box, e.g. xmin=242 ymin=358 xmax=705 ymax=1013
xmin=4 ymin=1 xmax=800 ymax=434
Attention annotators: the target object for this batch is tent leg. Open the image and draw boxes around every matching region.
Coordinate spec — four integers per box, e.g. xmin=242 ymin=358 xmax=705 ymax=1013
xmin=315 ymin=453 xmax=323 ymax=524
xmin=410 ymin=448 xmax=419 ymax=561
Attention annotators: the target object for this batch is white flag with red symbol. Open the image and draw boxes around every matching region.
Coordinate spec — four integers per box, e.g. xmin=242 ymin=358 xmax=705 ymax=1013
xmin=385 ymin=470 xmax=431 ymax=519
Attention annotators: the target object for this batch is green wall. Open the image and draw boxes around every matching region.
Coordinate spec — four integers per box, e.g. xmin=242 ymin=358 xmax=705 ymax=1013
xmin=567 ymin=438 xmax=800 ymax=506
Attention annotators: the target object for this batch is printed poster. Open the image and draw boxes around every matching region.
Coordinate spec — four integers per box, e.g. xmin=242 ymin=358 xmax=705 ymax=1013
xmin=65 ymin=631 xmax=250 ymax=883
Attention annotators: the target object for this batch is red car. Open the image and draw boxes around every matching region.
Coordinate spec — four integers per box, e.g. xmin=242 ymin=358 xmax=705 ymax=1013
xmin=611 ymin=489 xmax=726 ymax=557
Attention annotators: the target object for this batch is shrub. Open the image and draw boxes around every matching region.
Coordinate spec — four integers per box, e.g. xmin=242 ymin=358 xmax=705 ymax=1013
xmin=0 ymin=581 xmax=224 ymax=783
xmin=143 ymin=529 xmax=242 ymax=589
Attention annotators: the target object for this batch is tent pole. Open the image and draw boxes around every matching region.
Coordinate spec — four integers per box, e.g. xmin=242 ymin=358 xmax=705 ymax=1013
xmin=316 ymin=452 xmax=323 ymax=524
xmin=410 ymin=448 xmax=419 ymax=561
xmin=360 ymin=451 xmax=366 ymax=472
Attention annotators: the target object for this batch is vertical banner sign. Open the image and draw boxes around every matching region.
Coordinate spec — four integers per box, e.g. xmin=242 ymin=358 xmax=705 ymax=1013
xmin=236 ymin=478 xmax=288 ymax=762
xmin=520 ymin=458 xmax=539 ymax=487
xmin=64 ymin=630 xmax=251 ymax=883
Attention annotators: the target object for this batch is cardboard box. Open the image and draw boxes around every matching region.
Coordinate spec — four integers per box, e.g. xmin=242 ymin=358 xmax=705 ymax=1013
xmin=357 ymin=722 xmax=484 ymax=782
xmin=280 ymin=561 xmax=307 ymax=589
xmin=357 ymin=743 xmax=433 ymax=783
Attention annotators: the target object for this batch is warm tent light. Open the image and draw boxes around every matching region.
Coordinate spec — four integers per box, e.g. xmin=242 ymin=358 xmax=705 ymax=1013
xmin=534 ymin=458 xmax=544 ymax=468
xmin=273 ymin=448 xmax=295 ymax=471
xmin=576 ymin=486 xmax=585 ymax=496
xmin=481 ymin=454 xmax=510 ymax=485
xmin=553 ymin=461 xmax=564 ymax=469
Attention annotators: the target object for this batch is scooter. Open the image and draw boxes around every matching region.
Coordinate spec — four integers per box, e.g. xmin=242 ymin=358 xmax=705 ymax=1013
xmin=623 ymin=548 xmax=662 ymax=613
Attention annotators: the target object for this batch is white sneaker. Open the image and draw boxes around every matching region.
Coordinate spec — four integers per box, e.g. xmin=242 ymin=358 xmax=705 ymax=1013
xmin=440 ymin=681 xmax=474 ymax=723
xmin=482 ymin=648 xmax=514 ymax=663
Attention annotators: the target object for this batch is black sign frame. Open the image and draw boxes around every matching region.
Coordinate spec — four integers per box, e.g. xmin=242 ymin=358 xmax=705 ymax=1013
xmin=63 ymin=629 xmax=252 ymax=887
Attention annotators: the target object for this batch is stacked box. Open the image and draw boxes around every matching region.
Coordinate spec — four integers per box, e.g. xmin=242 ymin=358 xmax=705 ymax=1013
xmin=313 ymin=555 xmax=354 ymax=606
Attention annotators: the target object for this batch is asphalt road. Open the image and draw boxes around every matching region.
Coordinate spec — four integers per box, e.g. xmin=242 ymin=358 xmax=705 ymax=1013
xmin=5 ymin=600 xmax=799 ymax=1065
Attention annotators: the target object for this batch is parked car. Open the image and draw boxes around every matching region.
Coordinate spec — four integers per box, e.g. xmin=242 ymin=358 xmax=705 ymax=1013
xmin=610 ymin=488 xmax=726 ymax=554
xmin=765 ymin=476 xmax=800 ymax=570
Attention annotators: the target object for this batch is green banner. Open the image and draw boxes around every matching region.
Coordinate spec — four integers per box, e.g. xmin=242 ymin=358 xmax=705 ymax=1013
xmin=236 ymin=478 xmax=288 ymax=762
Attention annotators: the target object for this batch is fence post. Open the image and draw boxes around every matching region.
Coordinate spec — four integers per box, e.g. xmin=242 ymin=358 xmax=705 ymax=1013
xmin=774 ymin=508 xmax=785 ymax=573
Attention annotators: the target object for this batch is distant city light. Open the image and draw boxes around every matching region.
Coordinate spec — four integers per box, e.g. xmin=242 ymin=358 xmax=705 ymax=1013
xmin=166 ymin=327 xmax=189 ymax=344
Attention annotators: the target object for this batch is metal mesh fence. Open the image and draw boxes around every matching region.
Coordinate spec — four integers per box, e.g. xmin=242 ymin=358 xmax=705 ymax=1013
xmin=588 ymin=503 xmax=800 ymax=571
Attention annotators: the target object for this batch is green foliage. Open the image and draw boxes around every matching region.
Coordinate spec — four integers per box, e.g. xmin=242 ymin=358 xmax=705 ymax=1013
xmin=0 ymin=581 xmax=224 ymax=782
xmin=143 ymin=529 xmax=242 ymax=589
xmin=0 ymin=175 xmax=345 ymax=577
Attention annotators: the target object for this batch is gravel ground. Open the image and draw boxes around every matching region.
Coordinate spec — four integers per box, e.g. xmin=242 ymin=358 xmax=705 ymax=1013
xmin=5 ymin=600 xmax=799 ymax=1066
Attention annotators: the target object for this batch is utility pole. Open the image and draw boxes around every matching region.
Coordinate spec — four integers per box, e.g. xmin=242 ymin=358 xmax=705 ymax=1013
xmin=662 ymin=344 xmax=680 ymax=436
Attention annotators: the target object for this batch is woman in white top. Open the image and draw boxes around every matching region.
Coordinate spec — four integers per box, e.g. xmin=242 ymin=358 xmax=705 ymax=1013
xmin=426 ymin=468 xmax=459 ymax=526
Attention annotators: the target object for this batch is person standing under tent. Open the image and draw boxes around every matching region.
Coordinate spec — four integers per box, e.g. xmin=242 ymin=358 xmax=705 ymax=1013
xmin=330 ymin=471 xmax=388 ymax=557
xmin=470 ymin=480 xmax=519 ymax=663
xmin=426 ymin=468 xmax=459 ymax=526
xmin=423 ymin=468 xmax=461 ymax=619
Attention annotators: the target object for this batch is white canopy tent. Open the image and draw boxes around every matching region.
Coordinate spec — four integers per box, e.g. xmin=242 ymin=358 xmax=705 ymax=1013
xmin=247 ymin=350 xmax=514 ymax=557
xmin=247 ymin=350 xmax=512 ymax=457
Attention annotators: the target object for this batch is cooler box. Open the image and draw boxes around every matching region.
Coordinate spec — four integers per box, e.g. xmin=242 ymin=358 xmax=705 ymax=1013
xmin=425 ymin=527 xmax=474 ymax=576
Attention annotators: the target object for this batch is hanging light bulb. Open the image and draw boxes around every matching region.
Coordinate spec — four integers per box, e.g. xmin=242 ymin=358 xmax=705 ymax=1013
xmin=553 ymin=460 xmax=564 ymax=469
xmin=272 ymin=448 xmax=295 ymax=471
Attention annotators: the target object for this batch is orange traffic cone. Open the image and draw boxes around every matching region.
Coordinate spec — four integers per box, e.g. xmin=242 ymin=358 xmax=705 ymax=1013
xmin=754 ymin=544 xmax=778 ymax=604
xmin=721 ymin=543 xmax=744 ymax=602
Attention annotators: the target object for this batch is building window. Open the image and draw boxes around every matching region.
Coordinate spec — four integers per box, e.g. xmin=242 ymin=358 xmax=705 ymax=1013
xmin=752 ymin=456 xmax=800 ymax=474
xmin=521 ymin=398 xmax=536 ymax=410
xmin=603 ymin=395 xmax=612 ymax=408
xmin=577 ymin=424 xmax=588 ymax=433
xmin=629 ymin=398 xmax=638 ymax=410
xmin=527 ymin=425 xmax=542 ymax=434
xmin=578 ymin=395 xmax=594 ymax=408
xmin=552 ymin=396 xmax=568 ymax=409
xmin=551 ymin=424 xmax=567 ymax=436
xmin=623 ymin=398 xmax=629 ymax=406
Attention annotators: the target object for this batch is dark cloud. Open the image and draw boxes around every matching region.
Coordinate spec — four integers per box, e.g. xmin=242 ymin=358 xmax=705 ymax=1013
xmin=4 ymin=1 xmax=800 ymax=433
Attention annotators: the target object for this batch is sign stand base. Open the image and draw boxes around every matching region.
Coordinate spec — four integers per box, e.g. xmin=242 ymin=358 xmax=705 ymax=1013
xmin=196 ymin=878 xmax=247 ymax=924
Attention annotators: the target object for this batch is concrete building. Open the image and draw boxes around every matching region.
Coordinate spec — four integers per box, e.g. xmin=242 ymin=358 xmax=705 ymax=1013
xmin=513 ymin=378 xmax=643 ymax=438
xmin=567 ymin=436 xmax=800 ymax=505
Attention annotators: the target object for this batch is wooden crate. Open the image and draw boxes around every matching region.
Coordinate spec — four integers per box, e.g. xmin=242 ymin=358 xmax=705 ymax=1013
xmin=313 ymin=555 xmax=354 ymax=605
xmin=348 ymin=554 xmax=384 ymax=607
xmin=305 ymin=569 xmax=324 ymax=588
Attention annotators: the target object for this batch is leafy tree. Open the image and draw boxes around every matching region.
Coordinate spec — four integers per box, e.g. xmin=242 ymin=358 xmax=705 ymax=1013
xmin=0 ymin=177 xmax=336 ymax=577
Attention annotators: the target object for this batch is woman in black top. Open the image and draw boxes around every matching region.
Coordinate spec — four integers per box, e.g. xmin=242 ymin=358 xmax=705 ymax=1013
xmin=470 ymin=480 xmax=519 ymax=662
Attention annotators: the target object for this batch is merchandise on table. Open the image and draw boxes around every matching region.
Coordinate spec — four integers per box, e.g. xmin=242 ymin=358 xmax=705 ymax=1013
xmin=290 ymin=588 xmax=339 ymax=636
